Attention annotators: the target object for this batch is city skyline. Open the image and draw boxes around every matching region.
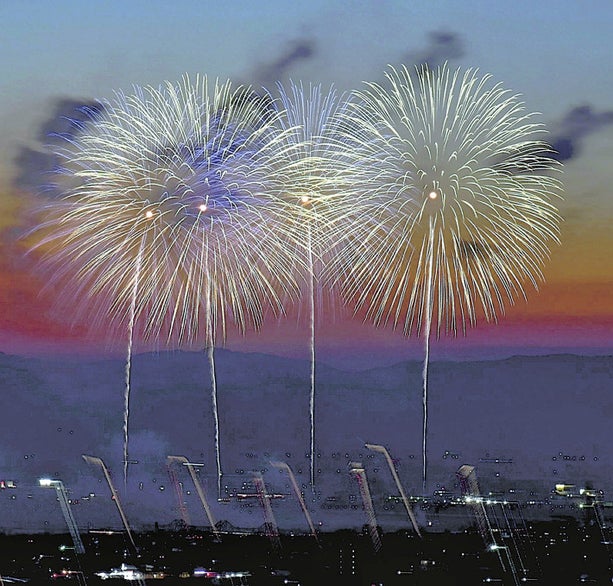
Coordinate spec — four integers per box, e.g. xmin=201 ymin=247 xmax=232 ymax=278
xmin=0 ymin=350 xmax=610 ymax=534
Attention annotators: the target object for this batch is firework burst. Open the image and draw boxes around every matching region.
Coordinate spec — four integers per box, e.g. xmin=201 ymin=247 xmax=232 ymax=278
xmin=31 ymin=76 xmax=305 ymax=489
xmin=270 ymin=81 xmax=374 ymax=486
xmin=332 ymin=64 xmax=563 ymax=491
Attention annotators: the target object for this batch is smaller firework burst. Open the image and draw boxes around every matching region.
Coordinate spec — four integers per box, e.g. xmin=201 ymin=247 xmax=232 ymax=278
xmin=269 ymin=81 xmax=382 ymax=486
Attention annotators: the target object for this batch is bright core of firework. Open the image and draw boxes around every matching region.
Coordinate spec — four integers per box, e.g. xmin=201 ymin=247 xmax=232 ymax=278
xmin=428 ymin=191 xmax=438 ymax=200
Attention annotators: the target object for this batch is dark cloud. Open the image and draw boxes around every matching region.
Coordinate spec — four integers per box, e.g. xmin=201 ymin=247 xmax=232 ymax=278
xmin=13 ymin=87 xmax=280 ymax=202
xmin=36 ymin=98 xmax=103 ymax=144
xmin=14 ymin=40 xmax=317 ymax=198
xmin=403 ymin=30 xmax=465 ymax=70
xmin=13 ymin=98 xmax=103 ymax=197
xmin=460 ymin=240 xmax=489 ymax=259
xmin=548 ymin=104 xmax=613 ymax=162
xmin=251 ymin=38 xmax=317 ymax=87
xmin=223 ymin=87 xmax=276 ymax=127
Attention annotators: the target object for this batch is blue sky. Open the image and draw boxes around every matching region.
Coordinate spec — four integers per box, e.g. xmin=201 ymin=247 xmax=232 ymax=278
xmin=3 ymin=1 xmax=611 ymax=156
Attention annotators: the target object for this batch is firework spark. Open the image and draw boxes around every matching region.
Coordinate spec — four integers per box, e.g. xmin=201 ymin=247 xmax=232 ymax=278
xmin=31 ymin=76 xmax=305 ymax=489
xmin=332 ymin=64 xmax=563 ymax=491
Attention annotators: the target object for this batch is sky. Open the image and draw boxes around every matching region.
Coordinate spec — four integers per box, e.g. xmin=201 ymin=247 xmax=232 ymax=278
xmin=0 ymin=0 xmax=611 ymax=365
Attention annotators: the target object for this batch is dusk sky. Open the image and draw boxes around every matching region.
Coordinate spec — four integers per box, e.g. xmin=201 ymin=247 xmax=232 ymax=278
xmin=0 ymin=0 xmax=611 ymax=365
xmin=1 ymin=1 xmax=613 ymax=541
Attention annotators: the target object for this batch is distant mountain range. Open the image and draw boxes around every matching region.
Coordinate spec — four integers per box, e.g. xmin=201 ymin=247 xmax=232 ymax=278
xmin=0 ymin=350 xmax=611 ymax=533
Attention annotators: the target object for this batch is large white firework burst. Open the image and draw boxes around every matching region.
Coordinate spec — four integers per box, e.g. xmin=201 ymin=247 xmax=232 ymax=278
xmin=331 ymin=64 xmax=563 ymax=490
xmin=32 ymin=76 xmax=306 ymax=489
xmin=37 ymin=77 xmax=302 ymax=342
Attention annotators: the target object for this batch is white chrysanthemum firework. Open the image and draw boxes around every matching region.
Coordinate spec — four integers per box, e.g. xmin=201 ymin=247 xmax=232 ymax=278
xmin=32 ymin=76 xmax=306 ymax=490
xmin=38 ymin=77 xmax=302 ymax=342
xmin=332 ymin=64 xmax=563 ymax=491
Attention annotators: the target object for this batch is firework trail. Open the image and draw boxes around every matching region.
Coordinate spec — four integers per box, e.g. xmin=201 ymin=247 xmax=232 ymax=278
xmin=207 ymin=343 xmax=222 ymax=497
xmin=123 ymin=241 xmax=143 ymax=485
xmin=31 ymin=76 xmax=305 ymax=490
xmin=332 ymin=64 xmax=562 ymax=492
xmin=306 ymin=220 xmax=316 ymax=487
xmin=270 ymin=82 xmax=370 ymax=487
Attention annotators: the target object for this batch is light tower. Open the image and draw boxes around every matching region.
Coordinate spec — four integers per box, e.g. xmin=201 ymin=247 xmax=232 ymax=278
xmin=579 ymin=485 xmax=613 ymax=571
xmin=166 ymin=460 xmax=191 ymax=527
xmin=270 ymin=460 xmax=318 ymax=541
xmin=167 ymin=456 xmax=219 ymax=537
xmin=457 ymin=465 xmax=522 ymax=585
xmin=456 ymin=465 xmax=494 ymax=546
xmin=253 ymin=471 xmax=281 ymax=551
xmin=39 ymin=478 xmax=85 ymax=554
xmin=365 ymin=443 xmax=422 ymax=537
xmin=349 ymin=462 xmax=381 ymax=552
xmin=82 ymin=454 xmax=136 ymax=552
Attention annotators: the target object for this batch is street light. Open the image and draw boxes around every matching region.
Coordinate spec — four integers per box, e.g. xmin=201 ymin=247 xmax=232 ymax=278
xmin=252 ymin=471 xmax=280 ymax=551
xmin=38 ymin=478 xmax=85 ymax=554
xmin=349 ymin=462 xmax=381 ymax=552
xmin=82 ymin=454 xmax=137 ymax=552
